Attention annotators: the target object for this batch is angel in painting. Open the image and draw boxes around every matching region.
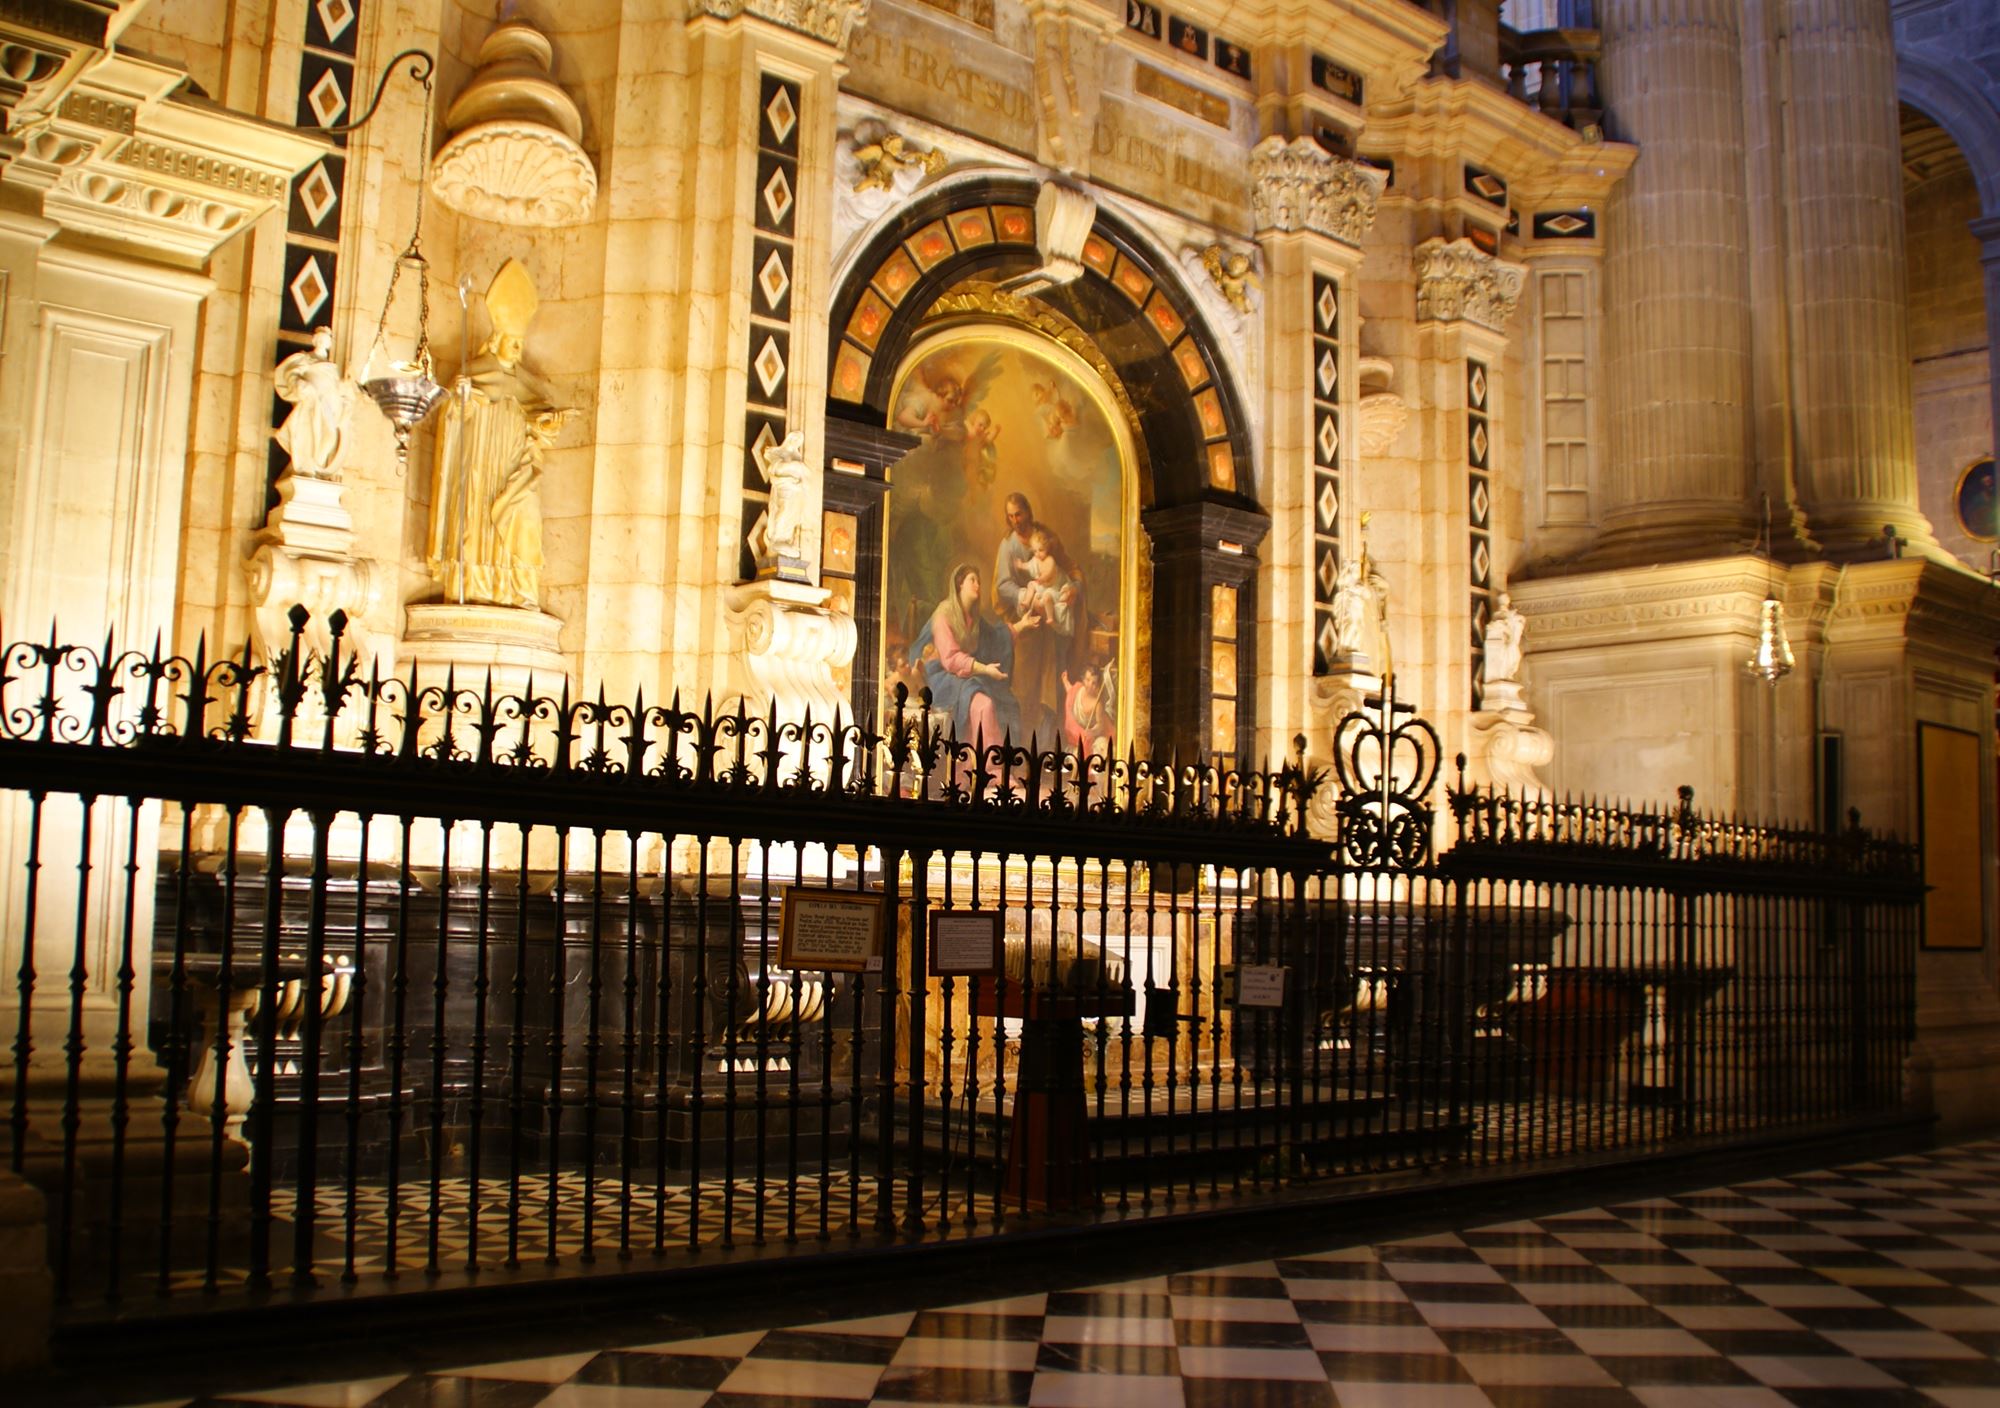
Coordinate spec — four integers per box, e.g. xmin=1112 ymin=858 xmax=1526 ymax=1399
xmin=895 ymin=348 xmax=1003 ymax=440
xmin=1031 ymin=379 xmax=1077 ymax=440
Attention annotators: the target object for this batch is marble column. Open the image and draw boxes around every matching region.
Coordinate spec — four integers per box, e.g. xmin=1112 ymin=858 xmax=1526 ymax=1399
xmin=1594 ymin=0 xmax=1759 ymax=563
xmin=1774 ymin=0 xmax=1939 ymax=556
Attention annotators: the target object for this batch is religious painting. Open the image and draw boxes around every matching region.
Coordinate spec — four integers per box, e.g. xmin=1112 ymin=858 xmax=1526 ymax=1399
xmin=1954 ymin=456 xmax=1996 ymax=542
xmin=883 ymin=330 xmax=1134 ymax=756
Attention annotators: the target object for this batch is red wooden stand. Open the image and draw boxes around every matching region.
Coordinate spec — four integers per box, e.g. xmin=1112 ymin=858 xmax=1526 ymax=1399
xmin=969 ymin=981 xmax=1134 ymax=1212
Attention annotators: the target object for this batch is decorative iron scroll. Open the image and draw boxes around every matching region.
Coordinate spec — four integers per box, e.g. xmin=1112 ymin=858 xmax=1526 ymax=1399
xmin=1330 ymin=676 xmax=1441 ymax=869
xmin=0 ymin=610 xmax=1323 ymax=842
xmin=1446 ymin=757 xmax=1918 ymax=879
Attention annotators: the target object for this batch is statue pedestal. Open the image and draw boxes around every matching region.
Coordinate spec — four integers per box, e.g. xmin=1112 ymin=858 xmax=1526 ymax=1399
xmin=1465 ymin=701 xmax=1554 ymax=799
xmin=1305 ymin=668 xmax=1385 ymax=840
xmin=723 ymin=579 xmax=856 ymax=726
xmin=402 ymin=601 xmax=568 ymax=696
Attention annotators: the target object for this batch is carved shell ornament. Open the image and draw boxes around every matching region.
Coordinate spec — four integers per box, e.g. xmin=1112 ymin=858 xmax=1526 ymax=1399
xmin=429 ymin=21 xmax=597 ymax=227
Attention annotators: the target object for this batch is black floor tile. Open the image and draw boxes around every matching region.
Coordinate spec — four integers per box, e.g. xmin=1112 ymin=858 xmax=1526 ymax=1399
xmin=365 ymin=1379 xmax=553 ymax=1408
xmin=1533 ymin=1303 xmax=1679 ymax=1330
xmin=1182 ymin=1379 xmax=1338 ymax=1408
xmin=1169 ymin=1272 xmax=1291 ymax=1296
xmin=1479 ymin=1388 xmax=1644 ymax=1408
xmin=1045 ymin=1289 xmax=1173 ymax=1318
xmin=1174 ymin=1317 xmax=1313 ymax=1349
xmin=906 ymin=1311 xmax=1045 ymax=1341
xmin=575 ymin=1351 xmax=737 ymax=1389
xmin=1773 ymin=1391 xmax=1934 ymax=1408
xmin=1313 ymin=1349 xmax=1476 ymax=1383
xmin=1586 ymin=1353 xmax=1757 ymax=1386
xmin=1293 ymin=1298 xmax=1428 ymax=1327
xmin=1860 ymin=1355 xmax=2000 ymax=1388
xmin=1687 ymin=1330 xmax=1842 ymax=1357
xmin=1276 ymin=1257 xmax=1392 ymax=1280
xmin=1402 ymin=1281 xmax=1531 ymax=1302
xmin=1435 ymin=1328 xmax=1580 ymax=1355
xmin=751 ymin=1330 xmax=900 ymax=1364
xmin=1777 ymin=1305 xmax=1924 ymax=1331
xmin=869 ymin=1365 xmax=1034 ymax=1406
xmin=1631 ymin=1282 xmax=1761 ymax=1306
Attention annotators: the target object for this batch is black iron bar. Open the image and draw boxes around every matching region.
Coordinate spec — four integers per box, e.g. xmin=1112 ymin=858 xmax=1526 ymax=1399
xmin=157 ymin=803 xmax=195 ymax=1296
xmin=581 ymin=828 xmax=606 ymax=1264
xmin=292 ymin=806 xmax=336 ymax=1285
xmin=467 ymin=818 xmax=494 ymax=1271
xmin=426 ymin=819 xmax=452 ymax=1275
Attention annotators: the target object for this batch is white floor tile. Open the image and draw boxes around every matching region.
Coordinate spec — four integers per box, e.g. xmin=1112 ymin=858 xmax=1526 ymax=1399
xmin=452 ymin=1352 xmax=599 ymax=1382
xmin=1041 ymin=1314 xmax=1177 ymax=1346
xmin=216 ymin=1377 xmax=409 ymax=1407
xmin=1029 ymin=1371 xmax=1186 ymax=1407
xmin=1169 ymin=1293 xmax=1301 ymax=1322
xmin=1176 ymin=1345 xmax=1329 ymax=1381
xmin=717 ymin=1357 xmax=882 ymax=1398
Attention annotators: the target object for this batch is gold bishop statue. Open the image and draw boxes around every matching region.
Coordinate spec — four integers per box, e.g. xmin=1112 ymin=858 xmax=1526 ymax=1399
xmin=427 ymin=259 xmax=567 ymax=609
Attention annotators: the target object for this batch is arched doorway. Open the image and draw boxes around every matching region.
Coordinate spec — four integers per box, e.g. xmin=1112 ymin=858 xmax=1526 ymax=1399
xmin=1900 ymin=101 xmax=1996 ymax=568
xmin=824 ymin=180 xmax=1267 ymax=764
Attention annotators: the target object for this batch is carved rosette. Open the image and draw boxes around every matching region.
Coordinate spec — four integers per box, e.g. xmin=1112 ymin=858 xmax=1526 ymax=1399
xmin=1414 ymin=237 xmax=1526 ymax=333
xmin=687 ymin=0 xmax=873 ymax=49
xmin=1250 ymin=136 xmax=1386 ymax=247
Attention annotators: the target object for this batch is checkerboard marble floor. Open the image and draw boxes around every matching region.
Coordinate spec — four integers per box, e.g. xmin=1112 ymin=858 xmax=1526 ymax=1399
xmin=111 ymin=1138 xmax=2000 ymax=1408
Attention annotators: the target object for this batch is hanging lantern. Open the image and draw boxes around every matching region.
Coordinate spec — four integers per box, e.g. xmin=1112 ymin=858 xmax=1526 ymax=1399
xmin=347 ymin=53 xmax=448 ymax=468
xmin=1747 ymin=596 xmax=1794 ymax=684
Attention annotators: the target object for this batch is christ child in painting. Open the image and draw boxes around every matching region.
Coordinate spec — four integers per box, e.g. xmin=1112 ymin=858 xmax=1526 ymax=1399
xmin=1017 ymin=525 xmax=1079 ymax=635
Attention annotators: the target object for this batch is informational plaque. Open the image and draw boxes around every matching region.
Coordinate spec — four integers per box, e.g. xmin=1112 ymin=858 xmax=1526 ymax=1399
xmin=929 ymin=909 xmax=1003 ymax=977
xmin=778 ymin=889 xmax=885 ymax=973
xmin=1231 ymin=964 xmax=1288 ymax=1009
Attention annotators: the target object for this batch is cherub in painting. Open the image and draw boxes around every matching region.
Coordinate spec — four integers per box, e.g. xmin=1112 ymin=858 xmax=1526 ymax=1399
xmin=1031 ymin=379 xmax=1077 ymax=440
xmin=896 ymin=349 xmax=1003 ymax=439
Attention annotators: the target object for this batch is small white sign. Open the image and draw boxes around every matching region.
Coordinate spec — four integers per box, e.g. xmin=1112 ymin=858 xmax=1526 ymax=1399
xmin=1233 ymin=964 xmax=1288 ymax=1009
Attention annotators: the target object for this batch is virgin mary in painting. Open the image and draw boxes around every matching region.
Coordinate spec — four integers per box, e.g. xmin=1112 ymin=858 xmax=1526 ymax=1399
xmin=886 ymin=333 xmax=1128 ymax=750
xmin=908 ymin=562 xmax=1025 ymax=747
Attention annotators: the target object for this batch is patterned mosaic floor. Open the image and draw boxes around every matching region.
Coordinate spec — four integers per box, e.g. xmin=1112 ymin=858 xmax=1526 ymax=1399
xmin=113 ymin=1138 xmax=2000 ymax=1407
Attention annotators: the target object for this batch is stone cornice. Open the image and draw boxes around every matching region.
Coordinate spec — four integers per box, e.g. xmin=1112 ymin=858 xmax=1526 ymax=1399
xmin=688 ymin=0 xmax=872 ymax=51
xmin=1251 ymin=136 xmax=1385 ymax=246
xmin=1510 ymin=556 xmax=2000 ymax=665
xmin=1 ymin=49 xmax=319 ymax=264
xmin=1363 ymin=75 xmax=1634 ymax=205
xmin=1414 ymin=236 xmax=1524 ymax=332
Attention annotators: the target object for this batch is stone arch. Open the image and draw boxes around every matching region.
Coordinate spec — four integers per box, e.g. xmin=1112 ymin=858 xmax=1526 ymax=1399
xmin=827 ymin=177 xmax=1259 ymax=511
xmin=824 ymin=178 xmax=1268 ymax=761
xmin=1898 ymin=53 xmax=2000 ymax=216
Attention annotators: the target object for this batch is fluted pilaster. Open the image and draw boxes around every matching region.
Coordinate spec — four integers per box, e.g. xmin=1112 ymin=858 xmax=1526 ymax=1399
xmin=1778 ymin=0 xmax=1938 ymax=555
xmin=1595 ymin=0 xmax=1759 ymax=562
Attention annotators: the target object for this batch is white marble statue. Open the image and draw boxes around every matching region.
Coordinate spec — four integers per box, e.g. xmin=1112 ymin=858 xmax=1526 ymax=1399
xmin=427 ymin=260 xmax=567 ymax=610
xmin=1330 ymin=545 xmax=1386 ymax=662
xmin=1482 ymin=591 xmax=1526 ymax=690
xmin=273 ymin=326 xmax=356 ymax=481
xmin=755 ymin=429 xmax=812 ymax=581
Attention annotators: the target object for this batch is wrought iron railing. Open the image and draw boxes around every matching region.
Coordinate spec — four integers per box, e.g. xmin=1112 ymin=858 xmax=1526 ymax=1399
xmin=0 ymin=615 xmax=1920 ymax=1326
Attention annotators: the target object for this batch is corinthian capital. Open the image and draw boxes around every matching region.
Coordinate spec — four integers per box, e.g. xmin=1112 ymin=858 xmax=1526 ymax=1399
xmin=1414 ymin=236 xmax=1526 ymax=333
xmin=1250 ymin=136 xmax=1386 ymax=247
xmin=687 ymin=0 xmax=872 ymax=50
